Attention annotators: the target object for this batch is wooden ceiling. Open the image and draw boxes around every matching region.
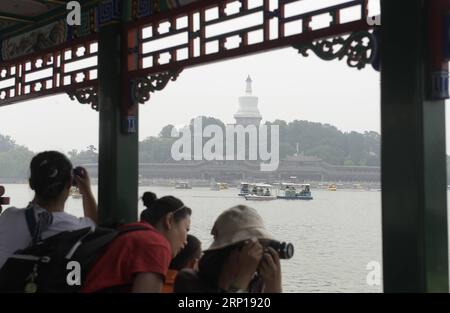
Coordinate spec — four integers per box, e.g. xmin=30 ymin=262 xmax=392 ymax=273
xmin=0 ymin=0 xmax=95 ymax=39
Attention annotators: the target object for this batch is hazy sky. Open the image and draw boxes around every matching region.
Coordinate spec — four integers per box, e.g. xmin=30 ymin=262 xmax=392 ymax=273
xmin=0 ymin=0 xmax=448 ymax=154
xmin=0 ymin=48 xmax=383 ymax=152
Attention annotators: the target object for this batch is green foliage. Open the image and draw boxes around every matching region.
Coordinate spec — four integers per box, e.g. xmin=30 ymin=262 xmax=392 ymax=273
xmin=0 ymin=136 xmax=34 ymax=179
xmin=0 ymin=134 xmax=16 ymax=153
xmin=139 ymin=118 xmax=381 ymax=166
xmin=0 ymin=116 xmax=383 ymax=180
xmin=68 ymin=146 xmax=98 ymax=165
xmin=159 ymin=124 xmax=175 ymax=138
xmin=305 ymin=145 xmax=345 ymax=165
xmin=267 ymin=119 xmax=380 ymax=166
xmin=140 ymin=137 xmax=176 ymax=163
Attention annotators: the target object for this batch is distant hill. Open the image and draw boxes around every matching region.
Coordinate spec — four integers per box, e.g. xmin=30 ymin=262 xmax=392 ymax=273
xmin=0 ymin=118 xmax=393 ymax=180
xmin=139 ymin=116 xmax=381 ymax=167
xmin=0 ymin=134 xmax=34 ymax=180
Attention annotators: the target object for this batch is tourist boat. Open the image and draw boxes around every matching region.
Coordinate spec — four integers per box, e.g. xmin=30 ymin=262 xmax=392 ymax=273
xmin=70 ymin=187 xmax=82 ymax=199
xmin=277 ymin=183 xmax=313 ymax=200
xmin=328 ymin=184 xmax=337 ymax=191
xmin=238 ymin=182 xmax=252 ymax=196
xmin=175 ymin=181 xmax=192 ymax=189
xmin=245 ymin=184 xmax=277 ymax=201
xmin=211 ymin=182 xmax=229 ymax=190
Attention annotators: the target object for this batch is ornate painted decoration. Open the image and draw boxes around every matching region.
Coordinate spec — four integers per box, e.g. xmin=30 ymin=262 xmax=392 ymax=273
xmin=98 ymin=0 xmax=122 ymax=25
xmin=1 ymin=20 xmax=68 ymax=61
xmin=133 ymin=68 xmax=183 ymax=104
xmin=0 ymin=0 xmax=380 ymax=109
xmin=0 ymin=36 xmax=98 ymax=107
xmin=293 ymin=31 xmax=377 ymax=70
xmin=0 ymin=0 xmax=123 ymax=62
xmin=134 ymin=0 xmax=153 ymax=19
xmin=67 ymin=87 xmax=99 ymax=111
xmin=127 ymin=0 xmax=375 ymax=79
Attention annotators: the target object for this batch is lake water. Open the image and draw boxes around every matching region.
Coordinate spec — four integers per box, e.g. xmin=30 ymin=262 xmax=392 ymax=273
xmin=1 ymin=184 xmax=389 ymax=293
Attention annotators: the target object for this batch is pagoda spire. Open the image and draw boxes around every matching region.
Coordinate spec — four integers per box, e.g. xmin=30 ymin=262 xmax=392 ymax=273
xmin=245 ymin=75 xmax=252 ymax=95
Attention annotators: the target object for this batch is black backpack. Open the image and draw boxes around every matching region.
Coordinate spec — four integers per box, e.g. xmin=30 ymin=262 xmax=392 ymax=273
xmin=0 ymin=208 xmax=148 ymax=293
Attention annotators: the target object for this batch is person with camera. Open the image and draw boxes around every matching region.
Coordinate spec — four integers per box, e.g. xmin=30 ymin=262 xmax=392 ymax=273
xmin=174 ymin=205 xmax=285 ymax=293
xmin=0 ymin=150 xmax=97 ymax=269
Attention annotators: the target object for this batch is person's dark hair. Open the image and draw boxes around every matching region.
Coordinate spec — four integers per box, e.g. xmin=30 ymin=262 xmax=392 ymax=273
xmin=140 ymin=192 xmax=191 ymax=226
xmin=197 ymin=244 xmax=238 ymax=289
xmin=29 ymin=151 xmax=73 ymax=202
xmin=142 ymin=191 xmax=157 ymax=207
xmin=170 ymin=234 xmax=202 ymax=271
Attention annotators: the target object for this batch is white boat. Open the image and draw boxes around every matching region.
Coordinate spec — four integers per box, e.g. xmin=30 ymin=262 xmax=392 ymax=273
xmin=175 ymin=182 xmax=192 ymax=189
xmin=245 ymin=184 xmax=277 ymax=201
xmin=245 ymin=194 xmax=277 ymax=201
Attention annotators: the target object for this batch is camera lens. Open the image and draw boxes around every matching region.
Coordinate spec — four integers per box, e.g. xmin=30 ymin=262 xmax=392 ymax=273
xmin=281 ymin=242 xmax=294 ymax=259
xmin=267 ymin=240 xmax=294 ymax=259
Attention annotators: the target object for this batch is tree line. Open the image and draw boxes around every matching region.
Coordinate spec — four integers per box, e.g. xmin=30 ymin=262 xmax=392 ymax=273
xmin=0 ymin=117 xmax=389 ymax=180
xmin=139 ymin=116 xmax=381 ymax=167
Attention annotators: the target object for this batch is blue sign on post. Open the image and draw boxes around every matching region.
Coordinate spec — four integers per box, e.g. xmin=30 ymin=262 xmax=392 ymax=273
xmin=122 ymin=116 xmax=137 ymax=134
xmin=432 ymin=71 xmax=449 ymax=100
xmin=126 ymin=116 xmax=137 ymax=134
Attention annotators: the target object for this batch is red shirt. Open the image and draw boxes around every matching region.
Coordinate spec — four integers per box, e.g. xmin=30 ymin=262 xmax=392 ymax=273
xmin=81 ymin=222 xmax=172 ymax=293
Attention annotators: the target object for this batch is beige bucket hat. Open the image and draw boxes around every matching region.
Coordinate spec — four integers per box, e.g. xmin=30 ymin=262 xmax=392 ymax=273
xmin=205 ymin=205 xmax=275 ymax=251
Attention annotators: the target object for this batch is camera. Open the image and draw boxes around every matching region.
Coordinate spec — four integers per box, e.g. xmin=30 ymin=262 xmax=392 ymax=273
xmin=266 ymin=240 xmax=294 ymax=259
xmin=71 ymin=167 xmax=85 ymax=186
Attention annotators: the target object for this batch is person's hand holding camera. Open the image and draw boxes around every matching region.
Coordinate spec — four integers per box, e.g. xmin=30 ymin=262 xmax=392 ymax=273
xmin=73 ymin=167 xmax=92 ymax=196
xmin=73 ymin=166 xmax=98 ymax=224
xmin=258 ymin=246 xmax=282 ymax=293
xmin=228 ymin=239 xmax=263 ymax=291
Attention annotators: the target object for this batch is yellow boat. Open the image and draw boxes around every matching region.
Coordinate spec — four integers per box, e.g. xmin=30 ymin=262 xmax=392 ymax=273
xmin=328 ymin=184 xmax=337 ymax=191
xmin=211 ymin=182 xmax=229 ymax=190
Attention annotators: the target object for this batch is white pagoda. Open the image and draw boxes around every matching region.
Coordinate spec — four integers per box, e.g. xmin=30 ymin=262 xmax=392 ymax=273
xmin=233 ymin=76 xmax=262 ymax=126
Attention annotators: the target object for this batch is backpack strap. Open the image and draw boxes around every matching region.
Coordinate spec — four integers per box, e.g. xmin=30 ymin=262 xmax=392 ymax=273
xmin=24 ymin=204 xmax=54 ymax=245
xmin=72 ymin=225 xmax=151 ymax=262
xmin=24 ymin=206 xmax=37 ymax=239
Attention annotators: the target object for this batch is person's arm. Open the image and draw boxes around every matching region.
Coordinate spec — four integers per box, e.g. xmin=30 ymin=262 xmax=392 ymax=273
xmin=74 ymin=168 xmax=98 ymax=224
xmin=132 ymin=272 xmax=163 ymax=293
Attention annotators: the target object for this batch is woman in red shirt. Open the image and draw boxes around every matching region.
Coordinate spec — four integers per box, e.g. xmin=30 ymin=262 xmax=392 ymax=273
xmin=81 ymin=192 xmax=191 ymax=293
